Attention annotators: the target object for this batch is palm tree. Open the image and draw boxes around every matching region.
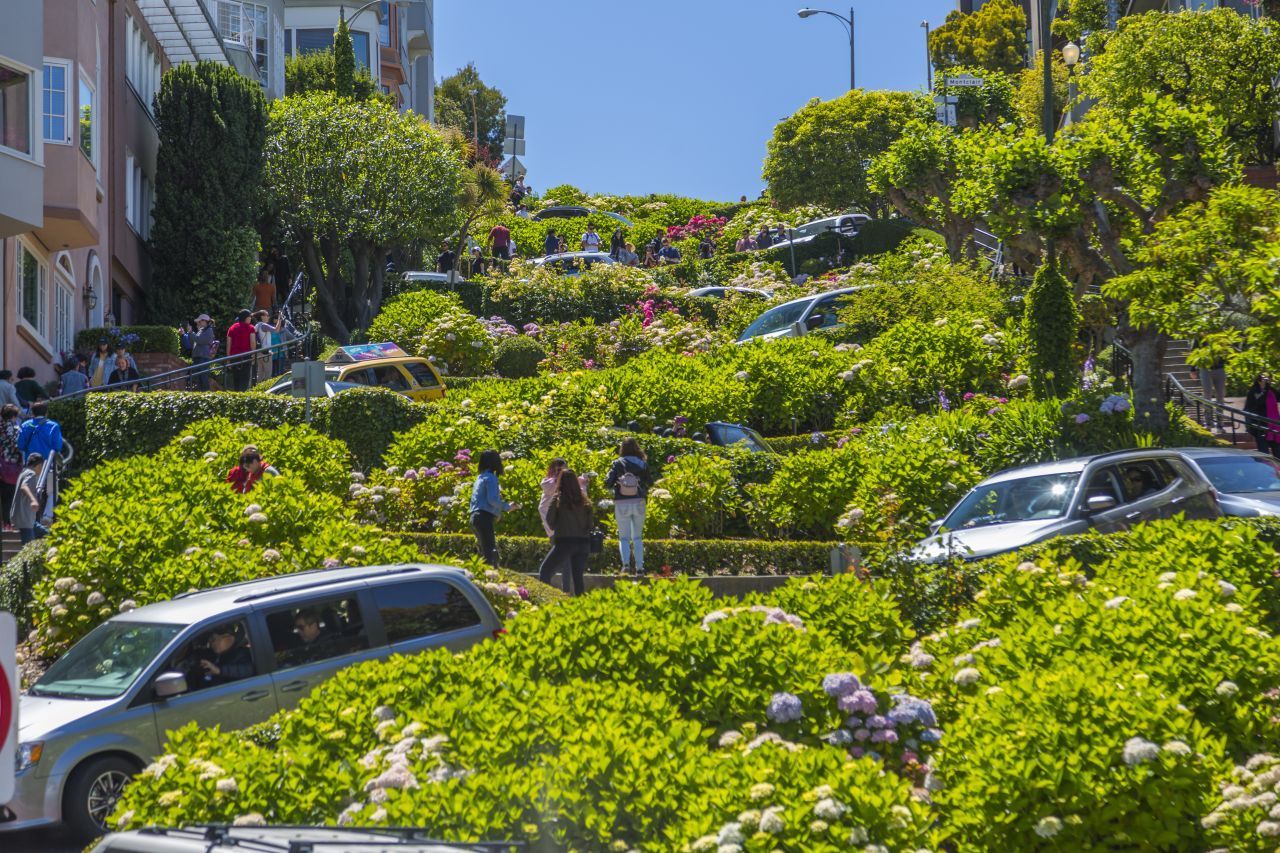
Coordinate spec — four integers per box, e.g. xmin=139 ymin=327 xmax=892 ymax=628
xmin=453 ymin=162 xmax=509 ymax=275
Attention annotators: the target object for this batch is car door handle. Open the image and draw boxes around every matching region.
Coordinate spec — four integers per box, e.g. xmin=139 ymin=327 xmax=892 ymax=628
xmin=1125 ymin=511 xmax=1143 ymax=521
xmin=279 ymin=680 xmax=308 ymax=693
xmin=1170 ymin=496 xmax=1187 ymax=504
xmin=240 ymin=689 xmax=271 ymax=702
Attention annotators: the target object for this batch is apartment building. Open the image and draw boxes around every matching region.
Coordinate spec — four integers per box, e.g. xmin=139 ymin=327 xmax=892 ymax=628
xmin=0 ymin=0 xmax=271 ymax=386
xmin=283 ymin=0 xmax=434 ymax=117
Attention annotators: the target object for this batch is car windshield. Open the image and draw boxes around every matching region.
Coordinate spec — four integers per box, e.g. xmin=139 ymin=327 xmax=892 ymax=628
xmin=739 ymin=302 xmax=809 ymax=340
xmin=790 ymin=220 xmax=831 ymax=240
xmin=32 ymin=620 xmax=183 ymax=699
xmin=710 ymin=424 xmax=771 ymax=452
xmin=1196 ymin=454 xmax=1280 ymax=493
xmin=944 ymin=472 xmax=1081 ymax=530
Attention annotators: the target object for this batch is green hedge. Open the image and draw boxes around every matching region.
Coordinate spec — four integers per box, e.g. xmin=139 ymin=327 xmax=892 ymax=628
xmin=0 ymin=542 xmax=45 ymax=633
xmin=402 ymin=532 xmax=837 ymax=576
xmin=49 ymin=387 xmax=429 ymax=471
xmin=76 ymin=325 xmax=181 ymax=356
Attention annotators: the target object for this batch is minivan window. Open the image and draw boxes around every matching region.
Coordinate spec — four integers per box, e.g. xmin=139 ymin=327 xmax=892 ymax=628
xmin=165 ymin=618 xmax=255 ymax=691
xmin=374 ymin=580 xmax=481 ymax=644
xmin=267 ymin=596 xmax=369 ymax=669
xmin=32 ymin=621 xmax=183 ymax=699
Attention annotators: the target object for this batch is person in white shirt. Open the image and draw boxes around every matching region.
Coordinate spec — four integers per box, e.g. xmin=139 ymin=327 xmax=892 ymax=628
xmin=581 ymin=227 xmax=601 ymax=252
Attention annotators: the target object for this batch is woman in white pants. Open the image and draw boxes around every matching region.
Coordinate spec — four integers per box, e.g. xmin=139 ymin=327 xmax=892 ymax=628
xmin=605 ymin=437 xmax=650 ymax=576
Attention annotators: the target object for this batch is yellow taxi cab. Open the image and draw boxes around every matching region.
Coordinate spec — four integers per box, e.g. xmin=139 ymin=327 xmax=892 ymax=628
xmin=325 ymin=343 xmax=447 ymax=402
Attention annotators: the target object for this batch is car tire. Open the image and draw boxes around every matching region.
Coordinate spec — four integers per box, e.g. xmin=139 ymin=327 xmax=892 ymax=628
xmin=64 ymin=755 xmax=137 ymax=840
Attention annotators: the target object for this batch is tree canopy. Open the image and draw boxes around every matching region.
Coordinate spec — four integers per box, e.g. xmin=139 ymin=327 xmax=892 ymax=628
xmin=929 ymin=0 xmax=1028 ymax=75
xmin=435 ymin=63 xmax=508 ymax=164
xmin=148 ymin=61 xmax=267 ymax=324
xmin=264 ymin=93 xmax=465 ymax=341
xmin=284 ymin=49 xmax=382 ymax=101
xmin=764 ymin=90 xmax=928 ymax=213
xmin=1084 ymin=9 xmax=1280 ymax=162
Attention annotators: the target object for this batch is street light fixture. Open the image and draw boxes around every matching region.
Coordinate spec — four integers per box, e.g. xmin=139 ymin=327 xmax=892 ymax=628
xmin=341 ymin=0 xmax=410 ymax=25
xmin=1062 ymin=41 xmax=1080 ymax=127
xmin=797 ymin=7 xmax=856 ymax=91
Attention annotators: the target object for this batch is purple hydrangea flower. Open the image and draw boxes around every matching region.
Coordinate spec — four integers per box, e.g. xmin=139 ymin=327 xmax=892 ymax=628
xmin=766 ymin=692 xmax=803 ymax=724
xmin=845 ymin=688 xmax=878 ymax=715
xmin=870 ymin=729 xmax=898 ymax=744
xmin=822 ymin=672 xmax=862 ymax=698
xmin=852 ymin=728 xmax=871 ymax=742
xmin=888 ymin=695 xmax=938 ymax=728
xmin=1075 ymin=413 xmax=1091 ymax=424
xmin=920 ymin=728 xmax=943 ymax=744
xmin=866 ymin=715 xmax=894 ymax=730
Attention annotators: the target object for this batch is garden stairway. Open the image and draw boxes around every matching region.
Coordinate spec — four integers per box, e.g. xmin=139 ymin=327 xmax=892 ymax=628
xmin=0 ymin=528 xmax=22 ymax=564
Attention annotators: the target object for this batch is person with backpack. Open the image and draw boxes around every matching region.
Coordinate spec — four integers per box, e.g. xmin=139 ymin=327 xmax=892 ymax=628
xmin=469 ymin=449 xmax=521 ymax=568
xmin=539 ymin=468 xmax=594 ymax=596
xmin=605 ymin=437 xmax=650 ymax=577
xmin=11 ymin=452 xmax=46 ymax=543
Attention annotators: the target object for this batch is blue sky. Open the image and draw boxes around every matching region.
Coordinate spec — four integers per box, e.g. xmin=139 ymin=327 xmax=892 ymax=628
xmin=435 ymin=0 xmax=958 ymax=202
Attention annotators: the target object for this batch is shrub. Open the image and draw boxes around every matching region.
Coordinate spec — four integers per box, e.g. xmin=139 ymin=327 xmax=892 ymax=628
xmin=325 ymin=387 xmax=425 ymax=470
xmin=746 ymin=445 xmax=861 ymax=540
xmin=1202 ymin=753 xmax=1280 ymax=849
xmin=646 ymin=454 xmax=742 ymax=538
xmin=492 ymin=335 xmax=545 ymax=378
xmin=75 ymin=326 xmax=182 ymax=357
xmin=366 ymin=290 xmax=493 ymax=376
xmin=1023 ymin=261 xmax=1079 ymax=399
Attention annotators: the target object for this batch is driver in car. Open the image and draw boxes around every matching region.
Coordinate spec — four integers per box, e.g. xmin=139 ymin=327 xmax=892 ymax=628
xmin=190 ymin=623 xmax=253 ymax=687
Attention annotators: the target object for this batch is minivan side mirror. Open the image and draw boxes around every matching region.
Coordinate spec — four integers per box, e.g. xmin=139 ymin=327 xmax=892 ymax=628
xmin=928 ymin=518 xmax=944 ymax=536
xmin=1085 ymin=494 xmax=1118 ymax=514
xmin=153 ymin=671 xmax=189 ymax=699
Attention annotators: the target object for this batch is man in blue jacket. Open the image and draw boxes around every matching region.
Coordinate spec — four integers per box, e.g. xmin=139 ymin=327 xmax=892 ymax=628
xmin=18 ymin=401 xmax=64 ymax=526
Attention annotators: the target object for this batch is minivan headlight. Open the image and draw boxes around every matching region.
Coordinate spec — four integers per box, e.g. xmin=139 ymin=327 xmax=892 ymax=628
xmin=16 ymin=741 xmax=43 ymax=772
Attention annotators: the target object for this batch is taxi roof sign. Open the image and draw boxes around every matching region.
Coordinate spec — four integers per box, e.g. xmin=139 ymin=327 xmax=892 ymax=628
xmin=326 ymin=343 xmax=409 ymax=364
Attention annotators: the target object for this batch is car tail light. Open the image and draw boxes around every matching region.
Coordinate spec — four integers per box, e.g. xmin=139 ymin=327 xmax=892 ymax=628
xmin=492 ymin=627 xmax=507 ymax=639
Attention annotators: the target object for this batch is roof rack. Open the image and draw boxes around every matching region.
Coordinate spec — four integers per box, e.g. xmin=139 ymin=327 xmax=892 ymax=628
xmin=232 ymin=566 xmax=426 ymax=603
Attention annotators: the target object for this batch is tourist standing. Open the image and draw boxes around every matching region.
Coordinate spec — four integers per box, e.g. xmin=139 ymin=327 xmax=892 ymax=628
xmin=698 ymin=234 xmax=715 ymax=259
xmin=253 ymin=310 xmax=283 ymax=383
xmin=539 ymin=469 xmax=594 ymax=596
xmin=581 ymin=225 xmax=601 ymax=253
xmin=252 ymin=268 xmax=276 ymax=312
xmin=436 ymin=241 xmax=457 ymax=275
xmin=488 ymin=222 xmax=512 ymax=261
xmin=609 ymin=228 xmax=625 ymax=259
xmin=735 ymin=231 xmax=753 ymax=253
xmin=755 ymin=225 xmax=773 ymax=250
xmin=14 ymin=367 xmax=47 ymax=410
xmin=0 ymin=371 xmax=20 ymax=411
xmin=226 ymin=310 xmax=256 ymax=392
xmin=1192 ymin=354 xmax=1228 ymax=431
xmin=469 ymin=449 xmax=520 ymax=568
xmin=0 ymin=404 xmax=21 ymax=529
xmin=270 ymin=247 xmax=292 ymax=305
xmin=190 ymin=314 xmax=216 ymax=391
xmin=1245 ymin=375 xmax=1280 ymax=456
xmin=605 ymin=438 xmax=650 ymax=576
xmin=88 ymin=339 xmax=113 ymax=388
xmin=58 ymin=357 xmax=89 ymax=397
xmin=658 ymin=238 xmax=681 ymax=264
xmin=107 ymin=355 xmax=141 ymax=392
xmin=543 ymin=228 xmax=560 ymax=257
xmin=11 ymin=453 xmax=46 ymax=544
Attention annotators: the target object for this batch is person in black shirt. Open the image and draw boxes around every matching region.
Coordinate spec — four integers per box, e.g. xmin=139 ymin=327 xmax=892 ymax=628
xmin=184 ymin=623 xmax=254 ymax=688
xmin=436 ymin=241 xmax=456 ymax=275
xmin=543 ymin=228 xmax=559 ymax=257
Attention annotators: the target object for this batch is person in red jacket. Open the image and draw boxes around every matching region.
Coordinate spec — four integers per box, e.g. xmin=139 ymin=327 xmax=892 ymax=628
xmin=226 ymin=444 xmax=279 ymax=493
xmin=225 ymin=309 xmax=256 ymax=391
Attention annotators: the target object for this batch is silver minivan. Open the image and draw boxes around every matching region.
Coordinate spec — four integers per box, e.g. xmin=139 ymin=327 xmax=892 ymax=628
xmin=3 ymin=564 xmax=502 ymax=840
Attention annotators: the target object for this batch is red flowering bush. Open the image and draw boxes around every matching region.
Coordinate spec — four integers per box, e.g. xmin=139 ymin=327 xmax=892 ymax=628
xmin=667 ymin=214 xmax=728 ymax=241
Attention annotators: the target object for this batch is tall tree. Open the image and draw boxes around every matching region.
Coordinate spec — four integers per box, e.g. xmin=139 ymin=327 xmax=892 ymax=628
xmin=1083 ymin=9 xmax=1280 ymax=162
xmin=1024 ymin=260 xmax=1080 ymax=399
xmin=333 ymin=16 xmax=355 ymax=99
xmin=148 ymin=62 xmax=267 ymax=324
xmin=285 ymin=49 xmax=382 ymax=100
xmin=929 ymin=0 xmax=1029 ymax=75
xmin=764 ymin=90 xmax=929 ymax=213
xmin=264 ymin=93 xmax=464 ymax=342
xmin=434 ymin=63 xmax=507 ymax=164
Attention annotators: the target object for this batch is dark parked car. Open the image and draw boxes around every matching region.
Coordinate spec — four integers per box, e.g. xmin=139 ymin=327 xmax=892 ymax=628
xmin=1177 ymin=447 xmax=1280 ymax=517
xmin=911 ymin=449 xmax=1221 ymax=563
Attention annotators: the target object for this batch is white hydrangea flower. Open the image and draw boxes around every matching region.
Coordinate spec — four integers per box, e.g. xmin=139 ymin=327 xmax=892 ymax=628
xmin=1173 ymin=588 xmax=1197 ymax=601
xmin=953 ymin=667 xmax=980 ymax=686
xmin=1162 ymin=741 xmax=1192 ymax=756
xmin=1123 ymin=737 xmax=1160 ymax=766
xmin=1104 ymin=596 xmax=1129 ymax=609
xmin=1216 ymin=680 xmax=1240 ymax=697
xmin=814 ymin=798 xmax=846 ymax=821
xmin=759 ymin=806 xmax=785 ymax=835
xmin=215 ymin=777 xmax=238 ymax=794
xmin=1034 ymin=816 xmax=1063 ymax=838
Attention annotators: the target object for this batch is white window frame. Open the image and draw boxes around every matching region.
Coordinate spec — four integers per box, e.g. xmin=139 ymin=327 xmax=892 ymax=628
xmin=53 ymin=253 xmax=76 ymax=358
xmin=42 ymin=58 xmax=72 ymax=145
xmin=78 ymin=70 xmax=98 ymax=170
xmin=0 ymin=53 xmax=39 ymax=163
xmin=125 ymin=151 xmax=137 ymax=229
xmin=16 ymin=237 xmax=49 ymax=346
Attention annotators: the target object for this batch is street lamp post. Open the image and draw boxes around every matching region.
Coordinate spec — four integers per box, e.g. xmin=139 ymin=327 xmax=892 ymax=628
xmin=921 ymin=20 xmax=932 ymax=91
xmin=342 ymin=0 xmax=409 ymax=24
xmin=1062 ymin=41 xmax=1080 ymax=127
xmin=1040 ymin=0 xmax=1055 ymax=142
xmin=797 ymin=7 xmax=856 ymax=91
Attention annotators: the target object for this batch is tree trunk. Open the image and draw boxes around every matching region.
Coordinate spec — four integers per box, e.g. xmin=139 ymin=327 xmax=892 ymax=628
xmin=352 ymin=249 xmax=371 ymax=334
xmin=303 ymin=237 xmax=352 ymax=344
xmin=1123 ymin=323 xmax=1169 ymax=433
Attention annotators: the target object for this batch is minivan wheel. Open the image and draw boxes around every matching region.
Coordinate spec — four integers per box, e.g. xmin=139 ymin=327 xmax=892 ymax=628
xmin=64 ymin=755 xmax=136 ymax=840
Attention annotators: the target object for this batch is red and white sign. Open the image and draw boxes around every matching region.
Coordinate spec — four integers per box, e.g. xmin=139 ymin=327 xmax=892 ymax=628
xmin=0 ymin=611 xmax=16 ymax=804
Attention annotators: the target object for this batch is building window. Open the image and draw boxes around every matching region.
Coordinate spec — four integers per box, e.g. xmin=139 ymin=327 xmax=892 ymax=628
xmin=43 ymin=60 xmax=71 ymax=144
xmin=79 ymin=74 xmax=96 ymax=167
xmin=378 ymin=3 xmax=391 ymax=47
xmin=54 ymin=256 xmax=75 ymax=358
xmin=219 ymin=2 xmax=270 ymax=84
xmin=293 ymin=27 xmax=371 ymax=71
xmin=18 ymin=241 xmax=48 ymax=339
xmin=0 ymin=59 xmax=32 ymax=156
xmin=125 ymin=15 xmax=161 ymax=115
xmin=124 ymin=151 xmax=153 ymax=238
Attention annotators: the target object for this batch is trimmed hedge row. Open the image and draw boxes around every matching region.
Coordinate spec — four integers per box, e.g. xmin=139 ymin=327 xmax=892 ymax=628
xmin=75 ymin=325 xmax=181 ymax=356
xmin=403 ymin=532 xmax=838 ymax=576
xmin=50 ymin=387 xmax=426 ymax=471
xmin=0 ymin=542 xmax=45 ymax=633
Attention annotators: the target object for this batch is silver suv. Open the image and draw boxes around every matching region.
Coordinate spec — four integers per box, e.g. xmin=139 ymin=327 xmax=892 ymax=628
xmin=911 ymin=449 xmax=1221 ymax=563
xmin=4 ymin=564 xmax=503 ymax=840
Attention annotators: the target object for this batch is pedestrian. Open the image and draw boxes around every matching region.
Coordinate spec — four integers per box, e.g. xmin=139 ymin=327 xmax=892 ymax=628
xmin=270 ymin=247 xmax=292 ymax=305
xmin=190 ymin=313 xmax=216 ymax=391
xmin=616 ymin=241 xmax=639 ymax=266
xmin=179 ymin=322 xmax=193 ymax=358
xmin=658 ymin=237 xmax=681 ymax=264
xmin=557 ymin=237 xmax=569 ymax=254
xmin=59 ymin=357 xmax=89 ymax=396
xmin=642 ymin=244 xmax=659 ymax=268
xmin=252 ymin=310 xmax=283 ymax=383
xmin=0 ymin=370 xmax=20 ymax=411
xmin=11 ymin=452 xmax=46 ymax=544
xmin=609 ymin=227 xmax=625 ymax=259
xmin=774 ymin=223 xmax=789 ymax=243
xmin=107 ymin=354 xmax=141 ymax=391
xmin=581 ymin=225 xmax=601 ymax=253
xmin=734 ymin=231 xmax=753 ymax=253
xmin=88 ymin=339 xmax=113 ymax=388
xmin=1192 ymin=354 xmax=1228 ymax=431
xmin=1245 ymin=374 xmax=1280 ymax=456
xmin=112 ymin=342 xmax=138 ymax=374
xmin=539 ymin=468 xmax=594 ymax=596
xmin=488 ymin=221 xmax=512 ymax=261
xmin=605 ymin=437 xmax=650 ymax=577
xmin=252 ymin=267 xmax=276 ymax=312
xmin=0 ymin=404 xmax=22 ymax=529
xmin=436 ymin=240 xmax=457 ymax=275
xmin=539 ymin=457 xmax=591 ymax=538
xmin=756 ymin=225 xmax=773 ymax=250
xmin=543 ymin=228 xmax=560 ymax=257
xmin=17 ymin=400 xmax=63 ymax=462
xmin=226 ymin=444 xmax=279 ymax=493
xmin=470 ymin=247 xmax=488 ymax=277
xmin=515 ymin=203 xmax=531 ymax=219
xmin=226 ymin=309 xmax=256 ymax=392
xmin=468 ymin=449 xmax=521 ymax=568
xmin=14 ymin=367 xmax=47 ymax=410
xmin=698 ymin=234 xmax=715 ymax=259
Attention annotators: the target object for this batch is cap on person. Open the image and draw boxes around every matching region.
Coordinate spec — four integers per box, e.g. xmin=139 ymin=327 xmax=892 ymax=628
xmin=236 ymin=309 xmax=251 ymax=321
xmin=196 ymin=313 xmax=212 ymax=323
